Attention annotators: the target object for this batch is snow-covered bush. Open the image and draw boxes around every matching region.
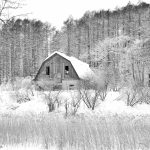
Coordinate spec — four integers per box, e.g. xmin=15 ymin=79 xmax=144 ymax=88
xmin=125 ymin=86 xmax=150 ymax=106
xmin=35 ymin=79 xmax=53 ymax=91
xmin=42 ymin=90 xmax=62 ymax=112
xmin=78 ymin=78 xmax=108 ymax=110
xmin=0 ymin=76 xmax=34 ymax=91
xmin=0 ymin=77 xmax=36 ymax=104
xmin=63 ymin=90 xmax=81 ymax=117
xmin=14 ymin=91 xmax=31 ymax=104
xmin=69 ymin=91 xmax=81 ymax=116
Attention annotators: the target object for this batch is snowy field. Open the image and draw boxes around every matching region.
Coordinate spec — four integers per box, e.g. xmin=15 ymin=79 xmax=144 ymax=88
xmin=0 ymin=78 xmax=150 ymax=149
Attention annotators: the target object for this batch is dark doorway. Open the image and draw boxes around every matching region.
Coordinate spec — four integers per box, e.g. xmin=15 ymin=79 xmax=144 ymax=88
xmin=46 ymin=66 xmax=50 ymax=75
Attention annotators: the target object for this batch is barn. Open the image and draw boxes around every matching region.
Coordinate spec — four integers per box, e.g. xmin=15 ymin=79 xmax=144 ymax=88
xmin=34 ymin=51 xmax=95 ymax=90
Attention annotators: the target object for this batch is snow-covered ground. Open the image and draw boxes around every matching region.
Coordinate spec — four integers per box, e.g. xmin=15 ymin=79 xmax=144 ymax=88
xmin=1 ymin=79 xmax=150 ymax=150
xmin=95 ymin=91 xmax=150 ymax=116
xmin=1 ymin=89 xmax=150 ymax=116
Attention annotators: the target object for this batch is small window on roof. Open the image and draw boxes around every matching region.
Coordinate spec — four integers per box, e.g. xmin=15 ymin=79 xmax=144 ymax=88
xmin=46 ymin=66 xmax=50 ymax=75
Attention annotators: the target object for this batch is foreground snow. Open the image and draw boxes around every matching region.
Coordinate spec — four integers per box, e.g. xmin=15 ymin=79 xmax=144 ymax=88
xmin=0 ymin=90 xmax=150 ymax=150
xmin=2 ymin=78 xmax=150 ymax=150
xmin=96 ymin=91 xmax=150 ymax=116
xmin=0 ymin=90 xmax=150 ymax=116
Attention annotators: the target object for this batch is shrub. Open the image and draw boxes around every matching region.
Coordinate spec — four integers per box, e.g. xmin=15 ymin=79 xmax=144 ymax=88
xmin=0 ymin=77 xmax=34 ymax=91
xmin=125 ymin=86 xmax=150 ymax=106
xmin=42 ymin=90 xmax=62 ymax=112
xmin=78 ymin=79 xmax=108 ymax=110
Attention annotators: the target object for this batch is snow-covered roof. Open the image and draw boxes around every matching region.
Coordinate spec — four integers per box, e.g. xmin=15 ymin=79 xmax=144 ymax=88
xmin=44 ymin=51 xmax=95 ymax=80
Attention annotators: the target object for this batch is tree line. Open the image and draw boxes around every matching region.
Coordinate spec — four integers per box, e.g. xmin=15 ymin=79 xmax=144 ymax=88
xmin=0 ymin=19 xmax=54 ymax=83
xmin=50 ymin=2 xmax=150 ymax=62
xmin=0 ymin=1 xmax=150 ymax=85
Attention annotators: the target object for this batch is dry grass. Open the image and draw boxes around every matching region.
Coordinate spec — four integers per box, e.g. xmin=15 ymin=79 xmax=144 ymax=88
xmin=0 ymin=114 xmax=150 ymax=150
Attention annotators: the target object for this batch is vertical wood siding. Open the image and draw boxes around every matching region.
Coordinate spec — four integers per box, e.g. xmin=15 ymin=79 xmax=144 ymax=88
xmin=36 ymin=53 xmax=79 ymax=81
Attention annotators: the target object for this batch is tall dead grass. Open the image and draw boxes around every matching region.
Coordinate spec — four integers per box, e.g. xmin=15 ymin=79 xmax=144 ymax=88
xmin=0 ymin=114 xmax=150 ymax=150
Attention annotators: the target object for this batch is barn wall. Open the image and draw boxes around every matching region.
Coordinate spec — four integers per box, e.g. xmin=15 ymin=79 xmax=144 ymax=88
xmin=36 ymin=54 xmax=79 ymax=81
xmin=62 ymin=80 xmax=79 ymax=90
xmin=35 ymin=54 xmax=81 ymax=90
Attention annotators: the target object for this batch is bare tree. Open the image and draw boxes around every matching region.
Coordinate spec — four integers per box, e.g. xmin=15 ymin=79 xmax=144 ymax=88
xmin=45 ymin=90 xmax=62 ymax=112
xmin=125 ymin=85 xmax=150 ymax=107
xmin=0 ymin=0 xmax=24 ymax=24
xmin=79 ymin=79 xmax=108 ymax=110
xmin=69 ymin=90 xmax=81 ymax=115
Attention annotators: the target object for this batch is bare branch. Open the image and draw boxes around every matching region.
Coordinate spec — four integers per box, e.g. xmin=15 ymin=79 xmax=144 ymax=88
xmin=0 ymin=18 xmax=5 ymax=23
xmin=0 ymin=0 xmax=7 ymax=17
xmin=0 ymin=0 xmax=25 ymax=24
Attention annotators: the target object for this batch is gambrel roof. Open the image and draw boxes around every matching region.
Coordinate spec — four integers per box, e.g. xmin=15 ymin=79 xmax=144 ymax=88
xmin=36 ymin=51 xmax=95 ymax=80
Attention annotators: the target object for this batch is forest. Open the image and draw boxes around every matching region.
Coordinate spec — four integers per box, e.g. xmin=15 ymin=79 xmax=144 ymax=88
xmin=0 ymin=1 xmax=150 ymax=88
xmin=52 ymin=1 xmax=150 ymax=57
xmin=0 ymin=19 xmax=54 ymax=82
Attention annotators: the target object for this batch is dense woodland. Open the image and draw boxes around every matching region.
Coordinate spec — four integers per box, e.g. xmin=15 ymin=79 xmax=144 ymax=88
xmin=51 ymin=2 xmax=150 ymax=57
xmin=0 ymin=1 xmax=150 ymax=87
xmin=0 ymin=19 xmax=54 ymax=82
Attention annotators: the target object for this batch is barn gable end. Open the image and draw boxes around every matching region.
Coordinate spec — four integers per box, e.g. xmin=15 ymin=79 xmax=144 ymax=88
xmin=34 ymin=53 xmax=80 ymax=81
xmin=34 ymin=51 xmax=95 ymax=90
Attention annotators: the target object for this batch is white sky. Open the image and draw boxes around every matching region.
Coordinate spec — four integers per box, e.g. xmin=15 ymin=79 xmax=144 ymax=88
xmin=17 ymin=0 xmax=150 ymax=29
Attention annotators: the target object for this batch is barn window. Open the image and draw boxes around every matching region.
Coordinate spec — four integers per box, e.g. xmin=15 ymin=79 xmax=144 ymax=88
xmin=46 ymin=66 xmax=50 ymax=75
xmin=65 ymin=66 xmax=69 ymax=75
xmin=148 ymin=74 xmax=150 ymax=87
